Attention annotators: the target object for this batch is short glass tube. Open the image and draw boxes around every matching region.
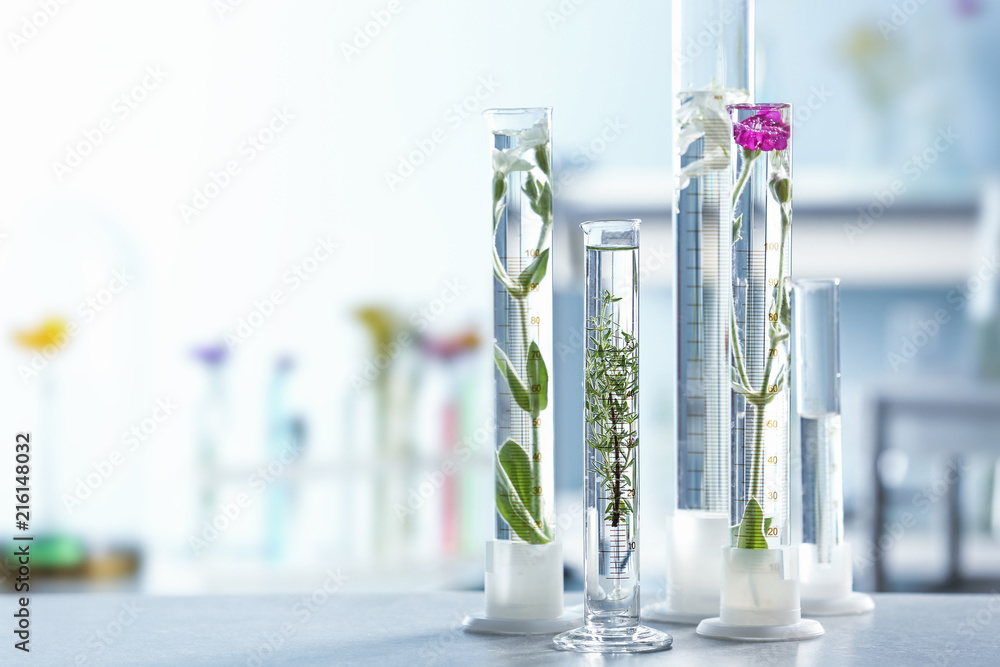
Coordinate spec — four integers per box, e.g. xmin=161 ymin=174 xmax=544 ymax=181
xmin=727 ymin=103 xmax=793 ymax=551
xmin=554 ymin=220 xmax=670 ymax=653
xmin=793 ymin=280 xmax=844 ymax=564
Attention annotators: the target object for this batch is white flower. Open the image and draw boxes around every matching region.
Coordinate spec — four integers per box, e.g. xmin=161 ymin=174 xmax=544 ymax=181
xmin=676 ymin=88 xmax=748 ymax=191
xmin=491 ymin=118 xmax=550 ymax=178
xmin=492 ymin=149 xmax=534 ymax=175
xmin=515 ymin=118 xmax=550 ymax=151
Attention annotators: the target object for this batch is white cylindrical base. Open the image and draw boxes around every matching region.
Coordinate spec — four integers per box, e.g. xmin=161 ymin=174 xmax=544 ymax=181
xmin=644 ymin=512 xmax=728 ymax=625
xmin=696 ymin=546 xmax=824 ymax=641
xmin=799 ymin=543 xmax=875 ymax=616
xmin=463 ymin=540 xmax=580 ymax=635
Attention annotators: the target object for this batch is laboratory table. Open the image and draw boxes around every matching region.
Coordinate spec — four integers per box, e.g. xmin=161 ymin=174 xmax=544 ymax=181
xmin=15 ymin=592 xmax=1000 ymax=666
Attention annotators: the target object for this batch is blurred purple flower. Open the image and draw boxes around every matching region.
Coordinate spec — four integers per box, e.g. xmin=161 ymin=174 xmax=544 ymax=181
xmin=193 ymin=344 xmax=229 ymax=367
xmin=733 ymin=109 xmax=790 ymax=152
xmin=954 ymin=0 xmax=979 ymax=16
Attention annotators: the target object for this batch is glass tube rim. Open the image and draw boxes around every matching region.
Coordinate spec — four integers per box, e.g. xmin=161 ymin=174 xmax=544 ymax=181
xmin=727 ymin=102 xmax=791 ymax=112
xmin=793 ymin=277 xmax=841 ymax=289
xmin=580 ymin=219 xmax=641 ymax=233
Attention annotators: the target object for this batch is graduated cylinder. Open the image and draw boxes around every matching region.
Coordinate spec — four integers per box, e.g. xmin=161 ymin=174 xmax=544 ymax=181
xmin=555 ymin=220 xmax=671 ymax=653
xmin=483 ymin=107 xmax=561 ymax=622
xmin=697 ymin=103 xmax=820 ymax=639
xmin=794 ymin=279 xmax=874 ymax=615
xmin=660 ymin=0 xmax=754 ymax=624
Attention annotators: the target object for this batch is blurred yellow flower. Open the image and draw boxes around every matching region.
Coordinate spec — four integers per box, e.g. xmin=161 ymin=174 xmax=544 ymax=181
xmin=15 ymin=318 xmax=70 ymax=351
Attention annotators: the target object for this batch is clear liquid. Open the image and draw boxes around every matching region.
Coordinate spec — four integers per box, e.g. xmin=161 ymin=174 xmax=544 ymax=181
xmin=800 ymin=413 xmax=844 ymax=563
xmin=583 ymin=244 xmax=640 ymax=626
xmin=674 ymin=91 xmax=734 ymax=514
xmin=492 ymin=131 xmax=555 ymax=543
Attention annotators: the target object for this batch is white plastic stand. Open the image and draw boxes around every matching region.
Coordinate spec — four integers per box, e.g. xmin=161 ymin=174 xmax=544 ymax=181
xmin=463 ymin=540 xmax=581 ymax=635
xmin=644 ymin=512 xmax=728 ymax=624
xmin=697 ymin=546 xmax=824 ymax=641
xmin=799 ymin=543 xmax=874 ymax=616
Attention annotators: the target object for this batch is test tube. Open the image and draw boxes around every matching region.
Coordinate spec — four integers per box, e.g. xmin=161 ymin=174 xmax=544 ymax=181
xmin=465 ymin=108 xmax=579 ymax=635
xmin=793 ymin=279 xmax=874 ymax=615
xmin=554 ymin=220 xmax=671 ymax=653
xmin=646 ymin=0 xmax=754 ymax=625
xmin=698 ymin=102 xmax=823 ymax=641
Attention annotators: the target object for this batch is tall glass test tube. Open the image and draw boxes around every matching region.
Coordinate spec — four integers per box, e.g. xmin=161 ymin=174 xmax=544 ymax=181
xmin=465 ymin=108 xmax=577 ymax=635
xmin=555 ymin=220 xmax=671 ymax=653
xmin=794 ymin=279 xmax=874 ymax=615
xmin=650 ymin=0 xmax=754 ymax=625
xmin=698 ymin=102 xmax=822 ymax=640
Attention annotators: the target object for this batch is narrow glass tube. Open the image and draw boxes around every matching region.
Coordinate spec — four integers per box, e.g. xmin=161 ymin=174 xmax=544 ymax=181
xmin=793 ymin=280 xmax=843 ymax=564
xmin=554 ymin=220 xmax=671 ymax=653
xmin=656 ymin=0 xmax=753 ymax=622
xmin=727 ymin=103 xmax=793 ymax=551
xmin=480 ymin=108 xmax=562 ymax=623
xmin=699 ymin=103 xmax=823 ymax=638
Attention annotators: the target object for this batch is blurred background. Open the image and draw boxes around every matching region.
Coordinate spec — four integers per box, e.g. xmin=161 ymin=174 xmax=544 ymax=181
xmin=1 ymin=0 xmax=999 ymax=597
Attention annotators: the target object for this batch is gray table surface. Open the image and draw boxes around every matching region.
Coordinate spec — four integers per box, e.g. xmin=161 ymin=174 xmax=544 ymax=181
xmin=8 ymin=592 xmax=1000 ymax=666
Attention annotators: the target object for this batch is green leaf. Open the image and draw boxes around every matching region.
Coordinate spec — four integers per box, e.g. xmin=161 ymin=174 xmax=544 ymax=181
xmin=733 ymin=213 xmax=743 ymax=245
xmin=535 ymin=145 xmax=550 ymax=177
xmin=516 ymin=248 xmax=549 ymax=297
xmin=736 ymin=497 xmax=769 ymax=550
xmin=527 ymin=340 xmax=548 ymax=413
xmin=498 ymin=438 xmax=540 ymax=524
xmin=494 ymin=344 xmax=532 ymax=412
xmin=493 ymin=173 xmax=507 ymax=203
xmin=495 ymin=441 xmax=549 ymax=544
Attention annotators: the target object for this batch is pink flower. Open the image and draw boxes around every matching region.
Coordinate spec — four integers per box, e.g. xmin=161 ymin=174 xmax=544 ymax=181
xmin=732 ymin=108 xmax=790 ymax=152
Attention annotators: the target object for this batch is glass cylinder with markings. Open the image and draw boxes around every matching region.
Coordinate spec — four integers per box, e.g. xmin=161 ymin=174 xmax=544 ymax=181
xmin=650 ymin=0 xmax=754 ymax=625
xmin=727 ymin=103 xmax=793 ymax=553
xmin=793 ymin=279 xmax=874 ymax=615
xmin=466 ymin=108 xmax=568 ymax=631
xmin=554 ymin=220 xmax=671 ymax=653
xmin=698 ymin=102 xmax=822 ymax=641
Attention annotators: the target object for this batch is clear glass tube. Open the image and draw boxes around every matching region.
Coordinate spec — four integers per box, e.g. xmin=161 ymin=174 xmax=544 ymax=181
xmin=554 ymin=220 xmax=671 ymax=653
xmin=673 ymin=0 xmax=754 ymax=519
xmin=661 ymin=1 xmax=754 ymax=623
xmin=728 ymin=103 xmax=793 ymax=551
xmin=793 ymin=280 xmax=844 ymax=564
xmin=480 ymin=108 xmax=562 ymax=623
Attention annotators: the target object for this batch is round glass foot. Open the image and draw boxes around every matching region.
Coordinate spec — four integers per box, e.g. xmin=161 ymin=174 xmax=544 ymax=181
xmin=553 ymin=624 xmax=673 ymax=653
